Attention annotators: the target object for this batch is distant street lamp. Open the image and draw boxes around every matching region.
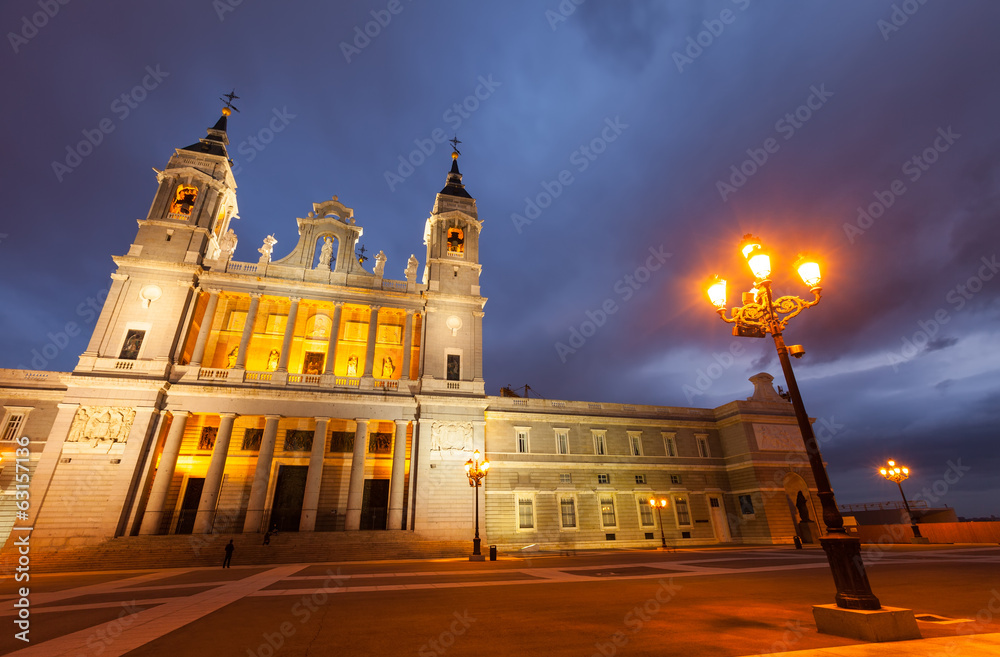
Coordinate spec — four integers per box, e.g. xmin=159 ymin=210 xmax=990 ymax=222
xmin=707 ymin=234 xmax=881 ymax=611
xmin=879 ymin=459 xmax=922 ymax=539
xmin=464 ymin=450 xmax=490 ymax=560
xmin=649 ymin=498 xmax=669 ymax=548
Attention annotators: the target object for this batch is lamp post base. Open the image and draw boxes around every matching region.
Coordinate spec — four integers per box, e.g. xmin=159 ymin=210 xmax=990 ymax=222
xmin=819 ymin=535 xmax=881 ymax=610
xmin=813 ymin=605 xmax=920 ymax=642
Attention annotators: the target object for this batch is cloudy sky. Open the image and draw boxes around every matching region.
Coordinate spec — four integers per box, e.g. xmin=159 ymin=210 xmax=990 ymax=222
xmin=2 ymin=1 xmax=997 ymax=516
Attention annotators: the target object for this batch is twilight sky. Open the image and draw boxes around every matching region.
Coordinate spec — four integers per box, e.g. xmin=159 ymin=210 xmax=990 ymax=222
xmin=2 ymin=1 xmax=998 ymax=516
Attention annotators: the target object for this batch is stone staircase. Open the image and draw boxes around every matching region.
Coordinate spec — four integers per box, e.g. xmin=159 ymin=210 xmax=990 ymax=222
xmin=1 ymin=532 xmax=470 ymax=574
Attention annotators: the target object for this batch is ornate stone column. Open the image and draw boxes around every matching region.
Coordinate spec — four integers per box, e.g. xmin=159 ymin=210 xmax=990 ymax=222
xmin=299 ymin=417 xmax=329 ymax=531
xmin=189 ymin=289 xmax=220 ymax=367
xmin=344 ymin=419 xmax=369 ymax=530
xmin=400 ymin=310 xmax=414 ymax=380
xmin=388 ymin=419 xmax=409 ymax=530
xmin=277 ymin=297 xmax=300 ymax=372
xmin=139 ymin=411 xmax=190 ymax=535
xmin=234 ymin=292 xmax=261 ymax=369
xmin=243 ymin=414 xmax=280 ymax=532
xmin=362 ymin=305 xmax=380 ymax=377
xmin=323 ymin=302 xmax=343 ymax=375
xmin=193 ymin=413 xmax=237 ymax=534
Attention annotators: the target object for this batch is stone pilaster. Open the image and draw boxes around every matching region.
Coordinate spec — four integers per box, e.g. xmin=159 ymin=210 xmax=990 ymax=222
xmin=344 ymin=419 xmax=369 ymax=530
xmin=193 ymin=412 xmax=237 ymax=534
xmin=139 ymin=410 xmax=189 ymax=535
xmin=299 ymin=417 xmax=329 ymax=531
xmin=243 ymin=415 xmax=280 ymax=532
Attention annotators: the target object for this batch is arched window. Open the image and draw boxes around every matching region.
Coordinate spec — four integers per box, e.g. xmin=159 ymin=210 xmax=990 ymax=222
xmin=446 ymin=227 xmax=464 ymax=254
xmin=169 ymin=185 xmax=198 ymax=216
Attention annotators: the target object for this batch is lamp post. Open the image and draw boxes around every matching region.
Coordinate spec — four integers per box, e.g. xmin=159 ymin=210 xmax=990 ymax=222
xmin=707 ymin=234 xmax=881 ymax=611
xmin=879 ymin=459 xmax=922 ymax=539
xmin=464 ymin=449 xmax=490 ymax=560
xmin=649 ymin=498 xmax=669 ymax=548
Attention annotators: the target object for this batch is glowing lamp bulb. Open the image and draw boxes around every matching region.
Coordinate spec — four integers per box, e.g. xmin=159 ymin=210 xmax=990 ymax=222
xmin=887 ymin=460 xmax=896 ymax=467
xmin=708 ymin=277 xmax=727 ymax=309
xmin=747 ymin=251 xmax=771 ymax=279
xmin=880 ymin=468 xmax=887 ymax=476
xmin=660 ymin=499 xmax=668 ymax=507
xmin=482 ymin=460 xmax=490 ymax=471
xmin=473 ymin=450 xmax=481 ymax=460
xmin=796 ymin=257 xmax=822 ymax=287
xmin=649 ymin=499 xmax=656 ymax=507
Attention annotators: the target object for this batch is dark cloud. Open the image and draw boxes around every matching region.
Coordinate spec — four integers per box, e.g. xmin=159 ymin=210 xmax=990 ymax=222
xmin=926 ymin=337 xmax=959 ymax=353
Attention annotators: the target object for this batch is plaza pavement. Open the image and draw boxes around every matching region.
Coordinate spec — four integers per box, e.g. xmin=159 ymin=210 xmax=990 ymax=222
xmin=1 ymin=545 xmax=998 ymax=656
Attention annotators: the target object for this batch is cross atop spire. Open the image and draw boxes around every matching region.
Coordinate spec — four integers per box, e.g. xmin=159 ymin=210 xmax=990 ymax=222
xmin=220 ymin=89 xmax=241 ymax=114
xmin=449 ymin=135 xmax=462 ymax=156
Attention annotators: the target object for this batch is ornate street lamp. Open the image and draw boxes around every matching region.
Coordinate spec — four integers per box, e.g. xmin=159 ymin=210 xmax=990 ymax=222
xmin=649 ymin=498 xmax=669 ymax=549
xmin=464 ymin=450 xmax=490 ymax=560
xmin=707 ymin=234 xmax=881 ymax=611
xmin=879 ymin=459 xmax=922 ymax=539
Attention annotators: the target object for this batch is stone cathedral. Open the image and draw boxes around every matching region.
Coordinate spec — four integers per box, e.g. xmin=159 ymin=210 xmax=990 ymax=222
xmin=0 ymin=108 xmax=822 ymax=555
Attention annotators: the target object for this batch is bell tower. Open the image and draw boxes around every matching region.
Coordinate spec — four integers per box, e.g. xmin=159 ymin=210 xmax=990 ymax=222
xmin=421 ymin=152 xmax=486 ymax=394
xmin=128 ymin=107 xmax=239 ymax=266
xmin=73 ymin=104 xmax=239 ymax=377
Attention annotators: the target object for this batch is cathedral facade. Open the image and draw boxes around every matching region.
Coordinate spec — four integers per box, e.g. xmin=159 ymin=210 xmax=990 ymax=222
xmin=0 ymin=109 xmax=821 ymax=553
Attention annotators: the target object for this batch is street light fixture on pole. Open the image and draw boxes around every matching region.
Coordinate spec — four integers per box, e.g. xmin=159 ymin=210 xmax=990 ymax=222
xmin=707 ymin=234 xmax=881 ymax=611
xmin=649 ymin=498 xmax=669 ymax=549
xmin=464 ymin=449 xmax=490 ymax=561
xmin=879 ymin=459 xmax=922 ymax=539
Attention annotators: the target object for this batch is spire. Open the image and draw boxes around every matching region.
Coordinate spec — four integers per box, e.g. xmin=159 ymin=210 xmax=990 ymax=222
xmin=181 ymin=91 xmax=239 ymax=157
xmin=439 ymin=151 xmax=472 ymax=198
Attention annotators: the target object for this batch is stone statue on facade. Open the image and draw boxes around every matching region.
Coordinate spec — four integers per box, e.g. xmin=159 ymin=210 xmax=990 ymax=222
xmin=218 ymin=228 xmax=238 ymax=260
xmin=405 ymin=254 xmax=419 ymax=283
xmin=258 ymin=234 xmax=278 ymax=264
xmin=373 ymin=250 xmax=387 ymax=278
xmin=318 ymin=236 xmax=334 ymax=269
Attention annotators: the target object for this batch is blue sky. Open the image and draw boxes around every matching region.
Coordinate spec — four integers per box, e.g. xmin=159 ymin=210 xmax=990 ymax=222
xmin=2 ymin=0 xmax=998 ymax=516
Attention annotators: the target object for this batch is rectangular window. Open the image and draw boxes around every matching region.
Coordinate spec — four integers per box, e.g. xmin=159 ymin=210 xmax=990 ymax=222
xmin=664 ymin=434 xmax=677 ymax=457
xmin=242 ymin=428 xmax=263 ymax=451
xmin=674 ymin=496 xmax=691 ymax=526
xmin=639 ymin=497 xmax=655 ymax=527
xmin=555 ymin=430 xmax=569 ymax=455
xmin=446 ymin=354 xmax=461 ymax=381
xmin=119 ymin=329 xmax=145 ymax=360
xmin=559 ymin=473 xmax=572 ymax=484
xmin=670 ymin=474 xmax=682 ymax=485
xmin=516 ymin=429 xmax=529 ymax=454
xmin=560 ymin=497 xmax=577 ymax=528
xmin=593 ymin=431 xmax=607 ymax=456
xmin=710 ymin=498 xmax=721 ymax=508
xmin=635 ymin=474 xmax=646 ymax=484
xmin=597 ymin=473 xmax=610 ymax=484
xmin=600 ymin=496 xmax=617 ymax=527
xmin=1 ymin=412 xmax=26 ymax=442
xmin=697 ymin=436 xmax=710 ymax=458
xmin=628 ymin=432 xmax=643 ymax=456
xmin=739 ymin=494 xmax=755 ymax=516
xmin=518 ymin=497 xmax=534 ymax=529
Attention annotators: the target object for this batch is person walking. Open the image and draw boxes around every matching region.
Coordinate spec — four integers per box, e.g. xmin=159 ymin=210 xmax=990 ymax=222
xmin=223 ymin=539 xmax=234 ymax=568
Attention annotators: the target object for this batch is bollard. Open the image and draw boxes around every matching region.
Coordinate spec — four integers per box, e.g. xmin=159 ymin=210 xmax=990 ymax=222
xmin=489 ymin=545 xmax=497 ymax=561
xmin=793 ymin=535 xmax=802 ymax=549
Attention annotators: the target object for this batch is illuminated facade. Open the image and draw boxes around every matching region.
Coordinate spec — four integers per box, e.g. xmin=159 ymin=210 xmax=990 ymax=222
xmin=0 ymin=109 xmax=820 ymax=552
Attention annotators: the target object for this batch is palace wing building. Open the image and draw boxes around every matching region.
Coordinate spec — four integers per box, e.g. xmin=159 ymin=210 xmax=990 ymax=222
xmin=0 ymin=109 xmax=822 ymax=553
